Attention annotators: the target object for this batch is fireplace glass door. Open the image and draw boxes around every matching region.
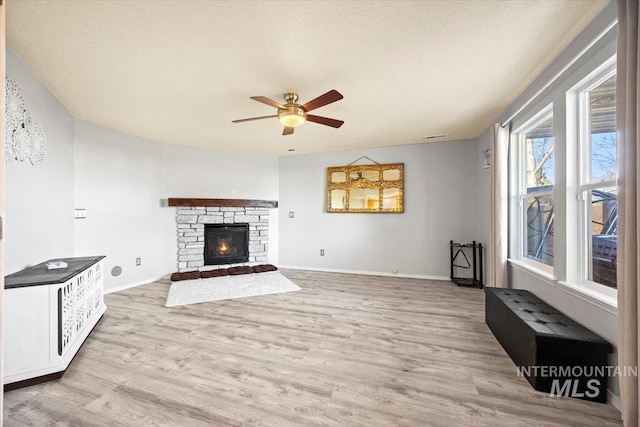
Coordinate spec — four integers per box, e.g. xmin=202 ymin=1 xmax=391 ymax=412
xmin=204 ymin=224 xmax=249 ymax=265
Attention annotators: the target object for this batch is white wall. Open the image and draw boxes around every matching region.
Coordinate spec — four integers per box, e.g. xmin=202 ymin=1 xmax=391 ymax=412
xmin=279 ymin=141 xmax=479 ymax=278
xmin=5 ymin=47 xmax=75 ymax=274
xmin=73 ymin=120 xmax=279 ymax=292
xmin=73 ymin=120 xmax=165 ymax=291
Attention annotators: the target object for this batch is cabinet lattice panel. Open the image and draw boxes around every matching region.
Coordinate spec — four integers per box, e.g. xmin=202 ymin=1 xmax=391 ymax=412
xmin=59 ymin=262 xmax=104 ymax=356
xmin=60 ymin=282 xmax=74 ymax=355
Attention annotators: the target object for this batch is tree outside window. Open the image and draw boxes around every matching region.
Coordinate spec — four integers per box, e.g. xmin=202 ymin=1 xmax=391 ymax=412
xmin=522 ymin=114 xmax=554 ymax=267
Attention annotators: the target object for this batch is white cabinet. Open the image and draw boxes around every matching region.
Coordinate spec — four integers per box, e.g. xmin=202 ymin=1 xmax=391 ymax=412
xmin=4 ymin=256 xmax=107 ymax=388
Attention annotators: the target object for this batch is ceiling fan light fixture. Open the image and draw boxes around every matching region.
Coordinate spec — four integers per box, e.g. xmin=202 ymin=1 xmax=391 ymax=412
xmin=233 ymin=90 xmax=343 ymax=134
xmin=278 ymin=106 xmax=306 ymax=127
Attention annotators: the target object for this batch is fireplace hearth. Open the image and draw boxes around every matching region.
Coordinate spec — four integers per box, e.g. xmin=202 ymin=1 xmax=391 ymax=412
xmin=204 ymin=224 xmax=249 ymax=265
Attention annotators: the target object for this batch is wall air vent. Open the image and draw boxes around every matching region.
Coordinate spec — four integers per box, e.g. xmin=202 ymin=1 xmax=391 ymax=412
xmin=424 ymin=133 xmax=449 ymax=140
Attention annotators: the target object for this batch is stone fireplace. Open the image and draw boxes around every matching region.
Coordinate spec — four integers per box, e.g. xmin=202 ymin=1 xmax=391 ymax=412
xmin=170 ymin=198 xmax=277 ymax=272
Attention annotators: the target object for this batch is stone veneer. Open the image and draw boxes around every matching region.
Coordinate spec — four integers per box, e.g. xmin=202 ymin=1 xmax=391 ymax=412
xmin=176 ymin=206 xmax=269 ymax=272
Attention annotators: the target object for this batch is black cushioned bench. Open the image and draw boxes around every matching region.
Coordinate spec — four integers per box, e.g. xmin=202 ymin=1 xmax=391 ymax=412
xmin=485 ymin=288 xmax=612 ymax=403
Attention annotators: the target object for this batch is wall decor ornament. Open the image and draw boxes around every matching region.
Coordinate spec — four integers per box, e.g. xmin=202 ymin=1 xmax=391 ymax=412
xmin=481 ymin=148 xmax=491 ymax=171
xmin=327 ymin=159 xmax=404 ymax=213
xmin=4 ymin=77 xmax=47 ymax=165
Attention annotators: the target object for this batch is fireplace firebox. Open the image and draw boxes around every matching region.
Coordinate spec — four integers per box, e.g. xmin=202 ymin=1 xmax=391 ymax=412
xmin=204 ymin=224 xmax=250 ymax=265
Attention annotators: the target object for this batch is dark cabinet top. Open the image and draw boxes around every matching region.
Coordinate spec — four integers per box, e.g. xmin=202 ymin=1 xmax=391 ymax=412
xmin=5 ymin=256 xmax=106 ymax=289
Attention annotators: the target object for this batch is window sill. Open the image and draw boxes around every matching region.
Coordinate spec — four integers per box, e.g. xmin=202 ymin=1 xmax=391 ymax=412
xmin=558 ymin=281 xmax=618 ymax=315
xmin=508 ymin=259 xmax=618 ymax=316
xmin=508 ymin=258 xmax=555 ymax=286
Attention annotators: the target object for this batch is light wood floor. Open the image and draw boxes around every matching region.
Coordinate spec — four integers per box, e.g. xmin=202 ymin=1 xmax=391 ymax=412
xmin=4 ymin=270 xmax=622 ymax=426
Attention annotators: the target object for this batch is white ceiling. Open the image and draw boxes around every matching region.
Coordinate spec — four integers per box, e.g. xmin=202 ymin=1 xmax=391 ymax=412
xmin=6 ymin=0 xmax=608 ymax=156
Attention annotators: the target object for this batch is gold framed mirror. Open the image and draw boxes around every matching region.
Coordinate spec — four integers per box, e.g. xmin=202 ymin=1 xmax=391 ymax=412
xmin=327 ymin=163 xmax=404 ymax=213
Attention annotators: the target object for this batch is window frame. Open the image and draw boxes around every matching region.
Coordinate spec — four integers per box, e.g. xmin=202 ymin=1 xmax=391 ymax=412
xmin=576 ymin=60 xmax=617 ymax=297
xmin=513 ymin=105 xmax=555 ymax=275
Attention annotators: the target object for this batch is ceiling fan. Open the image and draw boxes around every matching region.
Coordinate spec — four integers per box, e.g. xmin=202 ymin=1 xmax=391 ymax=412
xmin=232 ymin=90 xmax=344 ymax=136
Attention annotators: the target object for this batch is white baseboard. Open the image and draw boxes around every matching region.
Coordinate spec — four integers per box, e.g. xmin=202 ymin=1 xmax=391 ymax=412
xmin=278 ymin=265 xmax=449 ymax=281
xmin=105 ymin=268 xmax=449 ymax=293
xmin=105 ymin=276 xmax=167 ymax=294
xmin=608 ymin=389 xmax=621 ymax=410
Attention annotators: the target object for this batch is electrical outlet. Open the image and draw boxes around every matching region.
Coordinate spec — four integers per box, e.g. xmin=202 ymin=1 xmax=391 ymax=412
xmin=320 ymin=249 xmax=325 ymax=256
xmin=74 ymin=208 xmax=87 ymax=219
xmin=136 ymin=257 xmax=141 ymax=266
xmin=289 ymin=211 xmax=295 ymax=218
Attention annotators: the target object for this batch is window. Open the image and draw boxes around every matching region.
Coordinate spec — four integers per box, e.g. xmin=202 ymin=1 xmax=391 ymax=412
xmin=516 ymin=110 xmax=554 ymax=269
xmin=506 ymin=36 xmax=618 ymax=307
xmin=579 ymin=70 xmax=617 ymax=290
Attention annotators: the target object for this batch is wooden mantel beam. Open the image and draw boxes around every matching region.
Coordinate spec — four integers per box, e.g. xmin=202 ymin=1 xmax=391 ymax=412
xmin=167 ymin=198 xmax=278 ymax=208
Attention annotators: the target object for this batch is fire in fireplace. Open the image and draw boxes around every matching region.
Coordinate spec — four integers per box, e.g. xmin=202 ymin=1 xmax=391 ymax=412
xmin=204 ymin=224 xmax=249 ymax=265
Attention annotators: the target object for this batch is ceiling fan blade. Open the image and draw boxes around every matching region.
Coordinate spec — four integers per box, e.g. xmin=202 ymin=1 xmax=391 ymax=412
xmin=301 ymin=90 xmax=343 ymax=112
xmin=232 ymin=115 xmax=277 ymax=123
xmin=283 ymin=126 xmax=294 ymax=136
xmin=251 ymin=96 xmax=285 ymax=110
xmin=306 ymin=114 xmax=344 ymax=128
